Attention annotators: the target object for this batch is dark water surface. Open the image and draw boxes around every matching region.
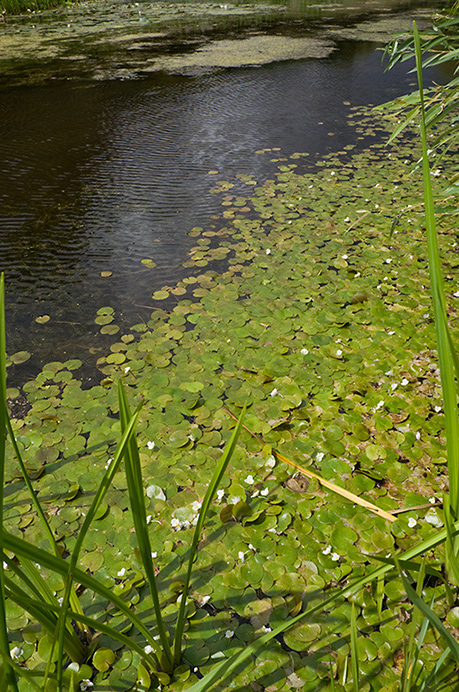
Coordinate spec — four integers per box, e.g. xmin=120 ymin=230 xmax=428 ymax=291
xmin=0 ymin=30 xmax=448 ymax=383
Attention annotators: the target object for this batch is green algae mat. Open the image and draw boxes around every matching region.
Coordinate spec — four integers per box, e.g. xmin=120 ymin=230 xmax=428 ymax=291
xmin=4 ymin=107 xmax=459 ymax=690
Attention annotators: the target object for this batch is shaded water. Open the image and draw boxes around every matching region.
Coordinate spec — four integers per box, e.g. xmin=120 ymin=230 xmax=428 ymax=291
xmin=0 ymin=3 xmax=450 ymax=382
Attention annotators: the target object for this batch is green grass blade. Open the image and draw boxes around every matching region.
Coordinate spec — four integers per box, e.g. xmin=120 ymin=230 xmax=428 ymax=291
xmin=403 ymin=557 xmax=426 ymax=692
xmin=173 ymin=406 xmax=246 ymax=665
xmin=350 ymin=601 xmax=359 ymax=692
xmin=186 ymin=519 xmax=459 ymax=692
xmin=4 ymin=578 xmax=83 ymax=662
xmin=413 ymin=20 xmax=459 ymax=526
xmin=0 ymin=649 xmax=42 ymax=691
xmin=397 ymin=562 xmax=459 ymax=663
xmin=54 ymin=403 xmax=144 ymax=686
xmin=118 ymin=381 xmax=173 ymax=671
xmin=5 ymin=415 xmax=87 ymax=631
xmin=2 ymin=530 xmax=162 ymax=656
xmin=0 ymin=274 xmax=20 ymax=692
xmin=4 ymin=586 xmax=158 ymax=672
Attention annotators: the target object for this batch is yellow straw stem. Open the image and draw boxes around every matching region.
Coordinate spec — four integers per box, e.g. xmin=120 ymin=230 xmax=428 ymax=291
xmin=223 ymin=407 xmax=396 ymax=523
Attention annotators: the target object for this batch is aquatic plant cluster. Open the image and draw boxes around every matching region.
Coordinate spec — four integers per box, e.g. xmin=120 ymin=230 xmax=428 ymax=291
xmin=3 ymin=6 xmax=459 ymax=687
xmin=2 ymin=96 xmax=459 ymax=689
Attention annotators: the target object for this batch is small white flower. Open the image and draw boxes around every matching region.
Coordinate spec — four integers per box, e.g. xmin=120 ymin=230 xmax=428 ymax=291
xmin=144 ymin=645 xmax=154 ymax=654
xmin=251 ymin=489 xmax=260 ymax=498
xmin=104 ymin=458 xmax=113 ymax=470
xmin=385 ymin=370 xmax=393 ymax=376
xmin=423 ymin=313 xmax=429 ymax=319
xmin=408 ymin=517 xmax=417 ymax=528
xmin=331 ymin=553 xmax=340 ymax=562
xmin=147 ymin=440 xmax=155 ymax=450
xmin=401 ymin=378 xmax=409 ymax=386
xmin=151 ymin=551 xmax=157 ymax=558
xmin=216 ymin=489 xmax=225 ymax=501
xmin=248 ymin=543 xmax=256 ymax=551
xmin=261 ymin=625 xmax=273 ymax=633
xmin=432 ymin=169 xmax=441 ymax=177
xmin=434 ymin=406 xmax=442 ymax=413
xmin=375 ymin=204 xmax=379 ymax=209
xmin=270 ymin=388 xmax=279 ymax=397
xmin=316 ymin=452 xmax=324 ymax=462
xmin=244 ymin=475 xmax=254 ymax=484
xmin=199 ymin=595 xmax=211 ymax=606
xmin=300 ymin=348 xmax=309 ymax=355
xmin=330 ymin=171 xmax=335 ymax=176
xmin=341 ymin=254 xmax=348 ymax=260
xmin=10 ymin=646 xmax=23 ymax=659
xmin=336 ymin=349 xmax=342 ymax=357
xmin=265 ymin=456 xmax=276 ymax=468
xmin=344 ymin=216 xmax=350 ymax=222
xmin=80 ymin=682 xmax=94 ymax=692
xmin=387 ymin=330 xmax=395 ymax=335
xmin=225 ymin=630 xmax=234 ymax=639
xmin=353 ymin=272 xmax=361 ymax=278
xmin=58 ymin=597 xmax=64 ymax=605
xmin=390 ymin=383 xmax=398 ymax=391
xmin=429 ymin=497 xmax=437 ymax=504
xmin=385 ymin=258 xmax=392 ymax=264
xmin=415 ymin=431 xmax=421 ymax=440
xmin=374 ymin=400 xmax=384 ymax=411
xmin=191 ymin=501 xmax=202 ymax=512
xmin=260 ymin=488 xmax=269 ymax=496
xmin=322 ymin=545 xmax=331 ymax=555
xmin=171 ymin=518 xmax=181 ymax=530
xmin=146 ymin=515 xmax=154 ymax=524
xmin=124 ymin=366 xmax=131 ymax=374
xmin=238 ymin=551 xmax=245 ymax=562
xmin=266 ymin=248 xmax=271 ymax=255
xmin=229 ymin=495 xmax=242 ymax=504
xmin=454 ymin=291 xmax=459 ymax=298
xmin=117 ymin=568 xmax=126 ymax=578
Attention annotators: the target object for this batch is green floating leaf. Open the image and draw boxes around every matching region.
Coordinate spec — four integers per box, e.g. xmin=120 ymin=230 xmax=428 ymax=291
xmin=152 ymin=290 xmax=169 ymax=300
xmin=100 ymin=325 xmax=120 ymax=335
xmin=10 ymin=350 xmax=31 ymax=364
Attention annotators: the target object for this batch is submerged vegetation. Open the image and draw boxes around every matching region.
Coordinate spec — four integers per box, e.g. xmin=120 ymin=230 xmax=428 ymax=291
xmin=2 ymin=5 xmax=459 ymax=692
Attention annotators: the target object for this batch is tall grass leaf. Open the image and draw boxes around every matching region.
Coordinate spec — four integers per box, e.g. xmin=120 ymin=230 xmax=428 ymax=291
xmin=402 ymin=557 xmax=426 ymax=692
xmin=3 ymin=586 xmax=158 ymax=672
xmin=5 ymin=415 xmax=87 ymax=632
xmin=350 ymin=601 xmax=359 ymax=692
xmin=413 ymin=18 xmax=459 ymax=552
xmin=118 ymin=381 xmax=173 ymax=671
xmin=2 ymin=529 xmax=162 ymax=654
xmin=0 ymin=649 xmax=42 ymax=691
xmin=418 ymin=648 xmax=453 ymax=692
xmin=187 ymin=519 xmax=459 ymax=692
xmin=397 ymin=562 xmax=459 ymax=663
xmin=4 ymin=577 xmax=83 ymax=663
xmin=55 ymin=402 xmax=145 ymax=686
xmin=0 ymin=274 xmax=20 ymax=692
xmin=173 ymin=406 xmax=246 ymax=665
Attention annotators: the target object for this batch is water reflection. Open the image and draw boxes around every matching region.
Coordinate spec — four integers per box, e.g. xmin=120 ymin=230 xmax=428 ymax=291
xmin=0 ymin=38 xmax=442 ymax=378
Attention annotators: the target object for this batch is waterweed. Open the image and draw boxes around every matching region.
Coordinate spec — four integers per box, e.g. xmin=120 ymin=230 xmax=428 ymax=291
xmin=0 ymin=274 xmax=247 ymax=690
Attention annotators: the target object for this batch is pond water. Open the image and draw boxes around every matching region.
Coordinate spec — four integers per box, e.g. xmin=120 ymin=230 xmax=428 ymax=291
xmin=0 ymin=0 xmax=450 ymax=383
